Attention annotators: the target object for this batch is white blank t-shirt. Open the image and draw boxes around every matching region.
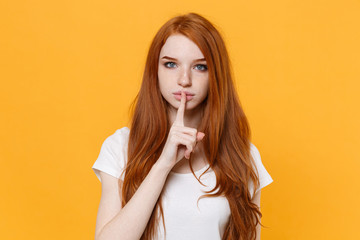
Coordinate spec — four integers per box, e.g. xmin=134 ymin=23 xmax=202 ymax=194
xmin=92 ymin=127 xmax=273 ymax=240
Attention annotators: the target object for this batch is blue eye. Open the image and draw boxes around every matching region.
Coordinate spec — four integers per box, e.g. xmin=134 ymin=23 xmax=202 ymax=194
xmin=195 ymin=64 xmax=208 ymax=71
xmin=164 ymin=62 xmax=176 ymax=68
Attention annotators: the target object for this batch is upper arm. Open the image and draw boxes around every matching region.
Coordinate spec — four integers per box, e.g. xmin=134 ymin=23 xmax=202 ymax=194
xmin=94 ymin=170 xmax=123 ymax=239
xmin=252 ymin=189 xmax=261 ymax=207
xmin=251 ymin=190 xmax=261 ymax=240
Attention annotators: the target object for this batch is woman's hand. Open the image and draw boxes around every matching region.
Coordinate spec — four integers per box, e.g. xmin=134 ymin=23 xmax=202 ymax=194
xmin=157 ymin=91 xmax=205 ymax=170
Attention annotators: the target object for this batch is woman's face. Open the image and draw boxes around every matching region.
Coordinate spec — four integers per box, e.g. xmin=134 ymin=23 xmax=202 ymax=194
xmin=158 ymin=34 xmax=209 ymax=112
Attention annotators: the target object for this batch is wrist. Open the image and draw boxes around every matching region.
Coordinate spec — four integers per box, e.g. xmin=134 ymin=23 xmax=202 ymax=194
xmin=153 ymin=158 xmax=173 ymax=175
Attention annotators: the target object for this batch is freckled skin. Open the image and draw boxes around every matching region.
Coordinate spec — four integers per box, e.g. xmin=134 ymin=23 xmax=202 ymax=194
xmin=157 ymin=34 xmax=209 ymax=127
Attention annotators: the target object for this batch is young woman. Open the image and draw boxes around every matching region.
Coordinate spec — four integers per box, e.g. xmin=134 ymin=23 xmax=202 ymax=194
xmin=92 ymin=13 xmax=273 ymax=240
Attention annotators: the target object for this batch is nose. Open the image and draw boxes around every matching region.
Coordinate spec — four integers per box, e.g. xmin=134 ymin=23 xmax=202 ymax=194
xmin=177 ymin=67 xmax=192 ymax=87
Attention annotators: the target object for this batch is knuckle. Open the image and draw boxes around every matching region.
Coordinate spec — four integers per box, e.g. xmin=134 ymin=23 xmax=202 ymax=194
xmin=173 ymin=125 xmax=181 ymax=132
xmin=170 ymin=127 xmax=179 ymax=135
xmin=187 ymin=127 xmax=197 ymax=135
xmin=169 ymin=135 xmax=178 ymax=144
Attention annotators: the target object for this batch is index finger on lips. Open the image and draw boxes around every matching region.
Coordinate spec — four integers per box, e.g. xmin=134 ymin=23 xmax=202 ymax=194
xmin=174 ymin=90 xmax=186 ymax=126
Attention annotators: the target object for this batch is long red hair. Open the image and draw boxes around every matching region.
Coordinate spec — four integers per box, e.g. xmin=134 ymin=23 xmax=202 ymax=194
xmin=121 ymin=12 xmax=262 ymax=240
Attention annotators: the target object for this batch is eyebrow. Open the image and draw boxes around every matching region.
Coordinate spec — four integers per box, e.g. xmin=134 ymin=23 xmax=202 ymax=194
xmin=161 ymin=56 xmax=206 ymax=62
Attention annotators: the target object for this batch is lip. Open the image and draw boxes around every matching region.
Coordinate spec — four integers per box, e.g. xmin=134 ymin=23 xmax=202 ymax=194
xmin=172 ymin=91 xmax=195 ymax=96
xmin=173 ymin=94 xmax=194 ymax=101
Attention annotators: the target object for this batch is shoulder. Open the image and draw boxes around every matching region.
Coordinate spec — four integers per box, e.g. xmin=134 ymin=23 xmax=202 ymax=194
xmin=249 ymin=142 xmax=267 ymax=176
xmin=106 ymin=127 xmax=130 ymax=144
xmin=102 ymin=127 xmax=130 ymax=151
xmin=249 ymin=142 xmax=262 ymax=163
xmin=92 ymin=127 xmax=131 ymax=182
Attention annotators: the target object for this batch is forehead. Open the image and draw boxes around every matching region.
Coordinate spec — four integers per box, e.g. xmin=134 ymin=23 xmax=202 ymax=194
xmin=159 ymin=34 xmax=204 ymax=59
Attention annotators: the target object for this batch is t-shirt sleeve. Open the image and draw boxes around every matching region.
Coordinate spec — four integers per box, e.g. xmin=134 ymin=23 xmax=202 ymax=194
xmin=92 ymin=127 xmax=130 ymax=182
xmin=248 ymin=143 xmax=274 ymax=198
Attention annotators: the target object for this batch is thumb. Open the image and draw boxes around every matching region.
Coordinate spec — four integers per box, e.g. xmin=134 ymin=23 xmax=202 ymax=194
xmin=196 ymin=132 xmax=205 ymax=142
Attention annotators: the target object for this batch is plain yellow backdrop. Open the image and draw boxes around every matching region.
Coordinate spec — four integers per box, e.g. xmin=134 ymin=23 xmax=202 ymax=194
xmin=1 ymin=0 xmax=359 ymax=239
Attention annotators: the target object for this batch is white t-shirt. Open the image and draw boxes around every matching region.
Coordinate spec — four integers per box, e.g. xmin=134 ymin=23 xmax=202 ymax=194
xmin=92 ymin=127 xmax=273 ymax=240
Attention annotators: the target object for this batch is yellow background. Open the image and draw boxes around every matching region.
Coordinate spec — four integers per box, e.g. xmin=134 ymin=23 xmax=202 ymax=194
xmin=1 ymin=0 xmax=359 ymax=239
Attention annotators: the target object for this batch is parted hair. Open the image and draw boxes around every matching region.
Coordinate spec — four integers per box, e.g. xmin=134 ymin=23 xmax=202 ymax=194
xmin=121 ymin=12 xmax=262 ymax=240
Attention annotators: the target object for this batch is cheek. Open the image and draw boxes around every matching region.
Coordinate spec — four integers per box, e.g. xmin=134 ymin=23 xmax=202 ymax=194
xmin=158 ymin=70 xmax=176 ymax=88
xmin=197 ymin=75 xmax=209 ymax=91
xmin=158 ymin=74 xmax=171 ymax=96
xmin=194 ymin=71 xmax=208 ymax=80
xmin=158 ymin=67 xmax=171 ymax=80
xmin=157 ymin=69 xmax=166 ymax=85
